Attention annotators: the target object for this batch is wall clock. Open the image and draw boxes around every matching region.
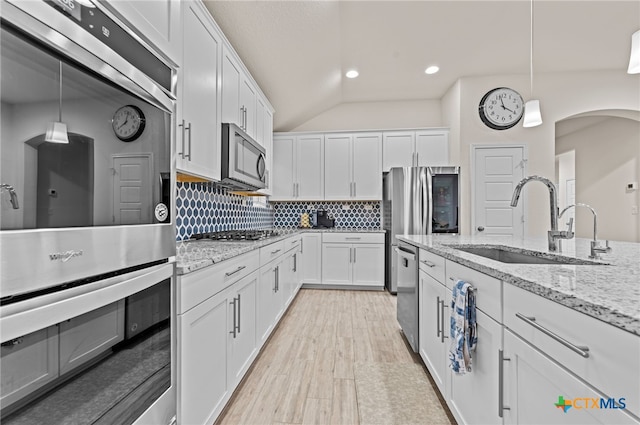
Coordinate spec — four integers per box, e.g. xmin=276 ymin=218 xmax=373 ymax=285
xmin=478 ymin=87 xmax=524 ymax=130
xmin=112 ymin=105 xmax=146 ymax=142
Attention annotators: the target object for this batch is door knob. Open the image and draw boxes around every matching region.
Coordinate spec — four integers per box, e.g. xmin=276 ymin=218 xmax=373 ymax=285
xmin=477 ymin=226 xmax=485 ymax=232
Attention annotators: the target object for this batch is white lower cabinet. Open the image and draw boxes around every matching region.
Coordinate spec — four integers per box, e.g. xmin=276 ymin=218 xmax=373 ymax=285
xmin=320 ymin=233 xmax=384 ymax=287
xmin=0 ymin=326 xmax=59 ymax=409
xmin=178 ymin=285 xmax=230 ymax=425
xmin=502 ymin=329 xmax=637 ymax=425
xmin=226 ymin=271 xmax=258 ymax=390
xmin=257 ymin=256 xmax=285 ymax=346
xmin=300 ymin=233 xmax=322 ymax=284
xmin=418 ymin=269 xmax=448 ymax=395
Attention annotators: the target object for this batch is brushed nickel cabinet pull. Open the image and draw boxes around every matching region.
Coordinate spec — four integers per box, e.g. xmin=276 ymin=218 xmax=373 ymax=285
xmin=225 ymin=265 xmax=246 ymax=277
xmin=440 ymin=299 xmax=448 ymax=343
xmin=185 ymin=122 xmax=192 ymax=160
xmin=421 ymin=260 xmax=436 ymax=268
xmin=498 ymin=349 xmax=511 ymax=417
xmin=516 ymin=313 xmax=590 ymax=358
xmin=229 ymin=298 xmax=237 ymax=338
xmin=436 ymin=296 xmax=441 ymax=338
xmin=271 ymin=249 xmax=281 ymax=255
xmin=179 ymin=120 xmax=186 ymax=158
xmin=236 ymin=294 xmax=241 ymax=334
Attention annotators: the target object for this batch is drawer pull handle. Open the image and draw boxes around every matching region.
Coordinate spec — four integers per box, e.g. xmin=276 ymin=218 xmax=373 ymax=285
xmin=271 ymin=249 xmax=282 ymax=255
xmin=421 ymin=260 xmax=436 ymax=268
xmin=516 ymin=313 xmax=590 ymax=358
xmin=345 ymin=237 xmax=361 ymax=240
xmin=225 ymin=265 xmax=246 ymax=277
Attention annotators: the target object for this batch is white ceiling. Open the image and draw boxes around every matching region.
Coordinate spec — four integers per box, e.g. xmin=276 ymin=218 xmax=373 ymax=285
xmin=203 ymin=0 xmax=640 ymax=132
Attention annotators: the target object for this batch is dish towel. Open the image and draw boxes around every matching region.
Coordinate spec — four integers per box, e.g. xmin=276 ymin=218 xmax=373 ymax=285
xmin=449 ymin=279 xmax=477 ymax=374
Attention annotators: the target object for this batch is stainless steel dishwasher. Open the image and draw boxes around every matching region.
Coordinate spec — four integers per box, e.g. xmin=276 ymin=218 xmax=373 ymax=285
xmin=396 ymin=241 xmax=419 ymax=352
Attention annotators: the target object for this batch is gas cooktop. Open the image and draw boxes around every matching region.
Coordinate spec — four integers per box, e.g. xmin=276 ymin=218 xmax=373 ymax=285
xmin=190 ymin=229 xmax=280 ymax=241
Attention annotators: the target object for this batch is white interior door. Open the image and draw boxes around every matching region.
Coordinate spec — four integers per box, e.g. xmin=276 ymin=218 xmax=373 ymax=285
xmin=473 ymin=146 xmax=525 ymax=237
xmin=112 ymin=154 xmax=152 ymax=225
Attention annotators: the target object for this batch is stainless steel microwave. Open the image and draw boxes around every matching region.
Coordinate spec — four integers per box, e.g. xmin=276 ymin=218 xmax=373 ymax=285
xmin=220 ymin=123 xmax=266 ymax=191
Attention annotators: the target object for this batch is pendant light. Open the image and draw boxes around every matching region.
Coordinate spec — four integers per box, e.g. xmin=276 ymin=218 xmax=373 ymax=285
xmin=44 ymin=61 xmax=69 ymax=144
xmin=628 ymin=30 xmax=640 ymax=74
xmin=523 ymin=0 xmax=542 ymax=128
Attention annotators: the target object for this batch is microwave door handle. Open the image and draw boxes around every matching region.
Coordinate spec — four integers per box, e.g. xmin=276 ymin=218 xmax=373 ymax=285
xmin=257 ymin=153 xmax=266 ymax=181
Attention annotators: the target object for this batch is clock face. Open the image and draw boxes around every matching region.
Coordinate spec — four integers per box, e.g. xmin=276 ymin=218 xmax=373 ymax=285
xmin=112 ymin=105 xmax=146 ymax=142
xmin=478 ymin=87 xmax=524 ymax=130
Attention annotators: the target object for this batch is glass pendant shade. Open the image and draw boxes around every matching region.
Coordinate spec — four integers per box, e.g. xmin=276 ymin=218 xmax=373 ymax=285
xmin=523 ymin=100 xmax=542 ymax=127
xmin=628 ymin=30 xmax=640 ymax=74
xmin=45 ymin=61 xmax=69 ymax=144
xmin=45 ymin=121 xmax=70 ymax=144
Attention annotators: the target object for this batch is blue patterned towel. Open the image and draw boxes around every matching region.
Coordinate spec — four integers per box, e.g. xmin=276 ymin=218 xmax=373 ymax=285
xmin=449 ymin=280 xmax=477 ymax=374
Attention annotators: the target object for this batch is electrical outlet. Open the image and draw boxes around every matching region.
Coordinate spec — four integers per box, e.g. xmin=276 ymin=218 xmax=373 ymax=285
xmin=342 ymin=204 xmax=350 ymax=210
xmin=364 ymin=203 xmax=373 ymax=211
xmin=632 ymin=205 xmax=638 ymax=215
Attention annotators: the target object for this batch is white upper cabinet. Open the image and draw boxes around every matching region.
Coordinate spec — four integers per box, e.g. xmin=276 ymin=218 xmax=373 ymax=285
xmin=221 ymin=47 xmax=259 ymax=141
xmin=257 ymin=99 xmax=274 ymax=195
xmin=177 ymin=1 xmax=221 ymax=180
xmin=105 ymin=0 xmax=182 ymax=65
xmin=383 ymin=129 xmax=449 ymax=170
xmin=272 ymin=134 xmax=324 ymax=201
xmin=324 ymin=132 xmax=382 ymax=201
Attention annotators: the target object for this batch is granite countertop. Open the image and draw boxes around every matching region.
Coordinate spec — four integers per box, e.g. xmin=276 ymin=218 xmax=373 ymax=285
xmin=397 ymin=234 xmax=640 ymax=336
xmin=176 ymin=228 xmax=383 ymax=275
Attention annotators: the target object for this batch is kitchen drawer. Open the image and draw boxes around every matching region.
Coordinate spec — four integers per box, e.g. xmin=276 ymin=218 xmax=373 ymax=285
xmin=445 ymin=260 xmax=501 ymax=322
xmin=322 ymin=232 xmax=384 ymax=244
xmin=419 ymin=249 xmax=445 ymax=283
xmin=179 ymin=250 xmax=259 ymax=314
xmin=504 ymin=283 xmax=640 ymax=418
xmin=259 ymin=240 xmax=286 ymax=266
xmin=284 ymin=235 xmax=301 ymax=252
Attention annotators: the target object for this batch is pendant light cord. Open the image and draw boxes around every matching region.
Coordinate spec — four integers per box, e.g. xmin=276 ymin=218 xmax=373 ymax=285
xmin=530 ymin=0 xmax=534 ymax=97
xmin=58 ymin=61 xmax=63 ymax=122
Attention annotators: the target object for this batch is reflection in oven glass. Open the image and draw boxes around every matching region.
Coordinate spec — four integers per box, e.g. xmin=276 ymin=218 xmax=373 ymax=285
xmin=1 ymin=282 xmax=171 ymax=425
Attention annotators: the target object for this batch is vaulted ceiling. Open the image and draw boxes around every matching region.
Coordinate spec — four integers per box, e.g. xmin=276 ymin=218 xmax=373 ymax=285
xmin=203 ymin=1 xmax=640 ymax=132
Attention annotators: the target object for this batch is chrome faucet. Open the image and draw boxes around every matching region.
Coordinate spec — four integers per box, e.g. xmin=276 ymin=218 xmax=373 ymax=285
xmin=0 ymin=184 xmax=19 ymax=209
xmin=559 ymin=203 xmax=611 ymax=259
xmin=510 ymin=175 xmax=573 ymax=251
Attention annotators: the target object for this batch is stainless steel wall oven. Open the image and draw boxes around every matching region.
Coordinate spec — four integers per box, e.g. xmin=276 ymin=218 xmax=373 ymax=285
xmin=1 ymin=0 xmax=176 ymax=423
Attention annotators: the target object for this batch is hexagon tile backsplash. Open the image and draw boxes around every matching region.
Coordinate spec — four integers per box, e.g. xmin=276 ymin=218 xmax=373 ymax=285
xmin=272 ymin=201 xmax=381 ymax=229
xmin=176 ymin=182 xmax=273 ymax=241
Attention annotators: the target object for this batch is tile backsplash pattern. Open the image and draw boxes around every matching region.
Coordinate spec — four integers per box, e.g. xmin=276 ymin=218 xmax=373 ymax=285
xmin=176 ymin=182 xmax=273 ymax=240
xmin=272 ymin=201 xmax=382 ymax=229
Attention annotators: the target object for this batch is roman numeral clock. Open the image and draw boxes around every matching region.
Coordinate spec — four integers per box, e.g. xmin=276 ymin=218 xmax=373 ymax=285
xmin=478 ymin=87 xmax=524 ymax=130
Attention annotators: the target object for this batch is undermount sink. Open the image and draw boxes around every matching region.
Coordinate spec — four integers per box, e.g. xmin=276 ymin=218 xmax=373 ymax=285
xmin=448 ymin=245 xmax=606 ymax=265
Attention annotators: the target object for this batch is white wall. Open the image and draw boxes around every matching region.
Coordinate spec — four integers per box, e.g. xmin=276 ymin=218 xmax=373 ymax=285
xmin=556 ymin=118 xmax=639 ymax=242
xmin=291 ymin=99 xmax=442 ymax=132
xmin=446 ymin=70 xmax=640 ymax=238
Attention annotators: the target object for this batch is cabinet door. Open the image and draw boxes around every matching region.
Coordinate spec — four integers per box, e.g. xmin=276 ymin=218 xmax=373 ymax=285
xmin=257 ymin=263 xmax=277 ymax=346
xmin=240 ymin=77 xmax=257 ymax=138
xmin=321 ymin=244 xmax=352 ymax=285
xmin=448 ymin=309 xmax=503 ymax=425
xmin=352 ymin=133 xmax=382 ymax=200
xmin=106 ymin=0 xmax=182 ymax=65
xmin=179 ymin=4 xmax=221 ymax=180
xmin=296 ymin=135 xmax=324 ymax=200
xmin=272 ymin=136 xmax=295 ymax=200
xmin=301 ymin=233 xmax=322 ymax=284
xmin=221 ymin=47 xmax=241 ymax=125
xmin=352 ymin=244 xmax=384 ymax=286
xmin=1 ymin=326 xmax=59 ymax=409
xmin=415 ymin=131 xmax=449 ymax=166
xmin=178 ymin=288 xmax=230 ymax=425
xmin=324 ymin=134 xmax=352 ymax=200
xmin=260 ymin=108 xmax=274 ymax=196
xmin=255 ymin=97 xmax=266 ymax=147
xmin=418 ymin=271 xmax=448 ymax=395
xmin=58 ymin=300 xmax=125 ymax=375
xmin=383 ymin=131 xmax=415 ymax=170
xmin=503 ymin=330 xmax=636 ymax=425
xmin=227 ymin=271 xmax=258 ymax=389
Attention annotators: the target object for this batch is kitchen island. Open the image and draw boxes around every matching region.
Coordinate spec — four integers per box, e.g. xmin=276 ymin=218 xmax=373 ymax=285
xmin=398 ymin=233 xmax=640 ymax=425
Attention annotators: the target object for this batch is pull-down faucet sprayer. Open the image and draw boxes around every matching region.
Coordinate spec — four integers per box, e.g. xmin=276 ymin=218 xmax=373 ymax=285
xmin=510 ymin=175 xmax=573 ymax=251
xmin=1 ymin=184 xmax=19 ymax=209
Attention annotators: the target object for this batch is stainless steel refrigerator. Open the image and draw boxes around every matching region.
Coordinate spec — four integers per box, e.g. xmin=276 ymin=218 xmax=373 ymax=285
xmin=383 ymin=166 xmax=460 ymax=294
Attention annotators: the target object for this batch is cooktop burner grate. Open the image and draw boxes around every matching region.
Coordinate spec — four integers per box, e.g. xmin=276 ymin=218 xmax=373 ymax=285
xmin=190 ymin=229 xmax=279 ymax=241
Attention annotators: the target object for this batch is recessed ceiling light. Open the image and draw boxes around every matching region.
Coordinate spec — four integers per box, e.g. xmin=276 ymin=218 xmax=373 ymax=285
xmin=425 ymin=66 xmax=440 ymax=75
xmin=345 ymin=70 xmax=359 ymax=79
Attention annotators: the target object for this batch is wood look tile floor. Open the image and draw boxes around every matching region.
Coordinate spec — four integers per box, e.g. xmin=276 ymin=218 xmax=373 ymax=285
xmin=215 ymin=289 xmax=455 ymax=425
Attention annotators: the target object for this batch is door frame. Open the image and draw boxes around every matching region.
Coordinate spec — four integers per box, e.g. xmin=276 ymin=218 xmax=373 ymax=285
xmin=470 ymin=144 xmax=528 ymax=237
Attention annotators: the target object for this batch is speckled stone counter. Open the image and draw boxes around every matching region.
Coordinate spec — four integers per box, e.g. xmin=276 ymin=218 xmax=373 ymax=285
xmin=397 ymin=234 xmax=640 ymax=336
xmin=176 ymin=228 xmax=384 ymax=275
